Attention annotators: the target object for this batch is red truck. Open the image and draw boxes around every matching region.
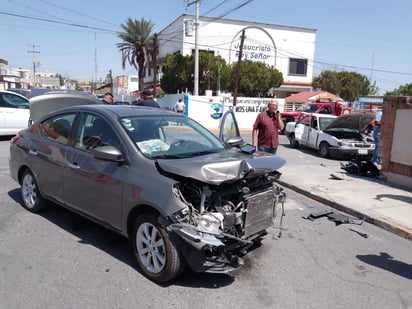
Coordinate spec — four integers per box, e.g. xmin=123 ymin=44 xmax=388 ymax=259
xmin=280 ymin=99 xmax=349 ymax=131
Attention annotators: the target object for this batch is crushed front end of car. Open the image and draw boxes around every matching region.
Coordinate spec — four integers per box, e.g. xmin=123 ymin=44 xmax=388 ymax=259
xmin=157 ymin=153 xmax=287 ymax=273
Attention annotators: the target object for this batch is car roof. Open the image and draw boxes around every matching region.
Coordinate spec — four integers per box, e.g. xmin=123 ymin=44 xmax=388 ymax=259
xmin=37 ymin=103 xmax=176 ymax=124
xmin=0 ymin=90 xmax=29 ymax=101
xmin=56 ymin=104 xmax=175 ymax=118
xmin=302 ymin=112 xmax=337 ymax=118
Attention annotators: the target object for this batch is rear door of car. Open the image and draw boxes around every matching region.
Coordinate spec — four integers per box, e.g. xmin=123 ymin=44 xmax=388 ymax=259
xmin=31 ymin=113 xmax=76 ymax=203
xmin=64 ymin=112 xmax=124 ymax=229
xmin=0 ymin=92 xmax=30 ymax=134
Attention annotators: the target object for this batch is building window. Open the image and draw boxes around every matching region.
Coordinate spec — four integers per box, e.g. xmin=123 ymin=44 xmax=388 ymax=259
xmin=289 ymin=58 xmax=307 ymax=76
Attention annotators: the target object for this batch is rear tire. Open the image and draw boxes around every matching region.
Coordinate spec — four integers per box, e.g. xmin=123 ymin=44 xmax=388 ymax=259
xmin=21 ymin=169 xmax=47 ymax=213
xmin=132 ymin=214 xmax=185 ymax=283
xmin=289 ymin=134 xmax=299 ymax=148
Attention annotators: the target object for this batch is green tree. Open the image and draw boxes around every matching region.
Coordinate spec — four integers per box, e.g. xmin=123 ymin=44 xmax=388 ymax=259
xmin=313 ymin=70 xmax=373 ymax=101
xmin=386 ymin=83 xmax=412 ymax=96
xmin=160 ymin=52 xmax=230 ymax=95
xmin=160 ymin=53 xmax=192 ymax=93
xmin=117 ymin=18 xmax=155 ymax=92
xmin=226 ymin=60 xmax=283 ymax=97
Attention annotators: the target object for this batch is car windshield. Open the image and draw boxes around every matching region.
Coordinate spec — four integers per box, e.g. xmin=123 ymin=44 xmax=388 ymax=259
xmin=120 ymin=115 xmax=225 ymax=159
xmin=319 ymin=117 xmax=336 ymax=130
xmin=301 ymin=104 xmax=319 ymax=113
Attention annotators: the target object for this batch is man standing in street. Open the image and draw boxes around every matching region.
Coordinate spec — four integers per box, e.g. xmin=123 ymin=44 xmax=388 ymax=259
xmin=136 ymin=90 xmax=160 ymax=108
xmin=372 ymin=110 xmax=383 ymax=165
xmin=102 ymin=92 xmax=113 ymax=104
xmin=252 ymin=100 xmax=284 ymax=154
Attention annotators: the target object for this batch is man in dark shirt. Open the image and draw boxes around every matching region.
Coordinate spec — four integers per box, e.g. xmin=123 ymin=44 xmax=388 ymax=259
xmin=102 ymin=92 xmax=113 ymax=104
xmin=136 ymin=90 xmax=160 ymax=108
xmin=252 ymin=100 xmax=284 ymax=154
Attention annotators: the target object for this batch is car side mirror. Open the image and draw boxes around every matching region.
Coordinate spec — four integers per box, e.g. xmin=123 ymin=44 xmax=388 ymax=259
xmin=93 ymin=146 xmax=124 ymax=162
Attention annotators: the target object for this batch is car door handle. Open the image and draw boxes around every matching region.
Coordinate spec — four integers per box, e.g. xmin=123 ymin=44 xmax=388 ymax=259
xmin=29 ymin=149 xmax=38 ymax=156
xmin=68 ymin=162 xmax=80 ymax=169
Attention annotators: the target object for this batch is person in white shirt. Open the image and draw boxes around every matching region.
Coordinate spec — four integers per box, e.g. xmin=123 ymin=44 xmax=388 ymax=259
xmin=174 ymin=98 xmax=185 ymax=114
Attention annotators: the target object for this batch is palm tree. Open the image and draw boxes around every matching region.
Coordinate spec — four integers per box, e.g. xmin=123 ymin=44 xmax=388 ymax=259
xmin=117 ymin=18 xmax=155 ymax=93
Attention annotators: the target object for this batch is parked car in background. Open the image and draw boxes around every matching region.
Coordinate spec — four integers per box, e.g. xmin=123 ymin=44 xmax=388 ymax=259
xmin=9 ymin=95 xmax=287 ymax=283
xmin=286 ymin=113 xmax=375 ymax=159
xmin=113 ymin=100 xmax=132 ymax=105
xmin=6 ymin=88 xmax=31 ymax=98
xmin=0 ymin=90 xmax=30 ymax=136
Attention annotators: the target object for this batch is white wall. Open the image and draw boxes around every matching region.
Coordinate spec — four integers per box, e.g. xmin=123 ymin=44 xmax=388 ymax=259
xmin=158 ymin=94 xmax=285 ymax=130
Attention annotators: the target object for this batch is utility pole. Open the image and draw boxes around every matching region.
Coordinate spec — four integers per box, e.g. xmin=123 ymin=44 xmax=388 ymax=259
xmin=194 ymin=0 xmax=200 ymax=95
xmin=152 ymin=33 xmax=158 ymax=98
xmin=184 ymin=0 xmax=200 ymax=95
xmin=94 ymin=32 xmax=98 ymax=93
xmin=233 ymin=30 xmax=245 ymax=107
xmin=207 ymin=49 xmax=211 ymax=90
xmin=28 ymin=45 xmax=40 ymax=88
xmin=216 ymin=56 xmax=221 ymax=95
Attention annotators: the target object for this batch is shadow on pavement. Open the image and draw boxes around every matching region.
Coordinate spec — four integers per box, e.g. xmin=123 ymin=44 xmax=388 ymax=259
xmin=356 ymin=252 xmax=412 ymax=280
xmin=7 ymin=187 xmax=235 ymax=287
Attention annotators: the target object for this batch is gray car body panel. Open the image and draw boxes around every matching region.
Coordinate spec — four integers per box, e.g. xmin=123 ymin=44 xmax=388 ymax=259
xmin=10 ymin=97 xmax=287 ymax=275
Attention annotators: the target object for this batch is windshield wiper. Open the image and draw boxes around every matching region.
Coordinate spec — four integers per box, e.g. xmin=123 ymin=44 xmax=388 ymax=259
xmin=151 ymin=154 xmax=186 ymax=159
xmin=183 ymin=150 xmax=220 ymax=157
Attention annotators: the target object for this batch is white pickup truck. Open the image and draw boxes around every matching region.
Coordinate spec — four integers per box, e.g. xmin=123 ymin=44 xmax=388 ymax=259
xmin=285 ymin=113 xmax=375 ymax=159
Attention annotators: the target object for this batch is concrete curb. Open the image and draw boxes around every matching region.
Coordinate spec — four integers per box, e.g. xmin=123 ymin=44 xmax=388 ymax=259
xmin=277 ymin=179 xmax=412 ymax=241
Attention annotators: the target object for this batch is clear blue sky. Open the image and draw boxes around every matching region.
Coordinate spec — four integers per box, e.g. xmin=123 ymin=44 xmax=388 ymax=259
xmin=1 ymin=0 xmax=411 ymax=95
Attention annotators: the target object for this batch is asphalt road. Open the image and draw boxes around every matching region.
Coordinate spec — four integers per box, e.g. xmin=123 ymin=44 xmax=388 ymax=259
xmin=0 ymin=135 xmax=411 ymax=309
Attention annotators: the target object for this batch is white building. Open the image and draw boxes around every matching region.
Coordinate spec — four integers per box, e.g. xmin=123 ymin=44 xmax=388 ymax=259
xmin=155 ymin=14 xmax=317 ymax=97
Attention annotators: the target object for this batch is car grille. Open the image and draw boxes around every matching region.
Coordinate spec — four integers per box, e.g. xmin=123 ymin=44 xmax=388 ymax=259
xmin=243 ymin=188 xmax=276 ymax=238
xmin=355 ymin=143 xmax=373 ymax=148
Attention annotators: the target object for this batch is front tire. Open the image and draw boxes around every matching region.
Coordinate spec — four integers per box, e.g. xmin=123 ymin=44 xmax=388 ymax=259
xmin=21 ymin=169 xmax=47 ymax=213
xmin=132 ymin=214 xmax=185 ymax=283
xmin=319 ymin=142 xmax=330 ymax=158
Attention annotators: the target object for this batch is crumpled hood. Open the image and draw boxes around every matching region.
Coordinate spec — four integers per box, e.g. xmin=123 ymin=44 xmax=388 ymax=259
xmin=156 ymin=149 xmax=286 ymax=185
xmin=325 ymin=114 xmax=374 ymax=131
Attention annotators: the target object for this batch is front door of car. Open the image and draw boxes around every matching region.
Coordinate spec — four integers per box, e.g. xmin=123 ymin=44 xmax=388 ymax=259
xmin=307 ymin=115 xmax=319 ymax=149
xmin=218 ymin=109 xmax=241 ymax=143
xmin=64 ymin=113 xmax=124 ymax=229
xmin=295 ymin=115 xmax=310 ymax=146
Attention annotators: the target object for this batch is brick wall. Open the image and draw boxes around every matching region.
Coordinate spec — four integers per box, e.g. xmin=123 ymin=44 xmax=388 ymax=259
xmin=380 ymin=96 xmax=412 ymax=188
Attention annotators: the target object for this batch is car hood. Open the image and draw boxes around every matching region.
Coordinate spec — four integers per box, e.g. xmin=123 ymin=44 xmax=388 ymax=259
xmin=156 ymin=149 xmax=286 ymax=185
xmin=324 ymin=114 xmax=374 ymax=131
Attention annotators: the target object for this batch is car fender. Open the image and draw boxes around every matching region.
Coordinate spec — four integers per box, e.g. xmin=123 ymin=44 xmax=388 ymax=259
xmin=284 ymin=122 xmax=296 ymax=139
xmin=317 ymin=131 xmax=339 ymax=148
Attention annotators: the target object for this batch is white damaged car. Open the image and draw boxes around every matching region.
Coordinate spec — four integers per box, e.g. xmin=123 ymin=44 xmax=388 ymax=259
xmin=286 ymin=113 xmax=375 ymax=159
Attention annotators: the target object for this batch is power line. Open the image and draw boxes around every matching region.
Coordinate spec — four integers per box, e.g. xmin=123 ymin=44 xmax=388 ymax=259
xmin=0 ymin=11 xmax=118 ymax=33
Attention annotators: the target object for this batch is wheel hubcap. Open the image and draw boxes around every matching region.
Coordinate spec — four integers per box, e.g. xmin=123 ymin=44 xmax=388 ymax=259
xmin=136 ymin=222 xmax=166 ymax=273
xmin=22 ymin=174 xmax=37 ymax=209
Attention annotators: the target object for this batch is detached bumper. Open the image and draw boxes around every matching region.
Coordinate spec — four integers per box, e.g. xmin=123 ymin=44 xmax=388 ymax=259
xmin=330 ymin=148 xmax=374 ymax=159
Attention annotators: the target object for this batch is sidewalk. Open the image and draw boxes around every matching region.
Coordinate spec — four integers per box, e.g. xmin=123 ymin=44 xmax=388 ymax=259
xmin=274 ymin=143 xmax=412 ymax=241
xmin=236 ymin=130 xmax=412 ymax=240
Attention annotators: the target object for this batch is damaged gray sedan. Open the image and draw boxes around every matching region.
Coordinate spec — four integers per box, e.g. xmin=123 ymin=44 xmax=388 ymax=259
xmin=9 ymin=98 xmax=286 ymax=283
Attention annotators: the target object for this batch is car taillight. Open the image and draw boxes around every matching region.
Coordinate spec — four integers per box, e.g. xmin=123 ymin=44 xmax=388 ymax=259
xmin=10 ymin=135 xmax=20 ymax=143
